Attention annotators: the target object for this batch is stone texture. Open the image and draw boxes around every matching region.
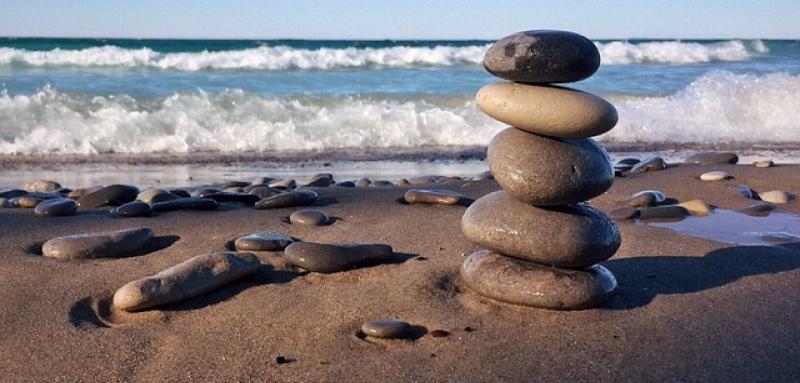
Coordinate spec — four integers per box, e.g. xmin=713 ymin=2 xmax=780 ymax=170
xmin=42 ymin=227 xmax=153 ymax=260
xmin=461 ymin=191 xmax=620 ymax=268
xmin=289 ymin=210 xmax=331 ymax=226
xmin=114 ymin=201 xmax=153 ymax=217
xmin=284 ymin=242 xmax=394 ymax=273
xmin=113 ymin=251 xmax=261 ymax=311
xmin=254 ymin=190 xmax=318 ymax=209
xmin=361 ymin=320 xmax=411 ymax=339
xmin=685 ymin=152 xmax=739 ymax=165
xmin=151 ymin=197 xmax=218 ymax=212
xmin=78 ymin=184 xmax=139 ymax=209
xmin=488 ymin=128 xmax=613 ymax=205
xmin=482 ymin=30 xmax=601 ymax=84
xmin=404 ymin=189 xmax=465 ymax=205
xmin=234 ymin=232 xmax=294 ymax=251
xmin=34 ymin=198 xmax=78 ymax=217
xmin=476 ymin=82 xmax=617 ymax=138
xmin=461 ymin=251 xmax=617 ymax=310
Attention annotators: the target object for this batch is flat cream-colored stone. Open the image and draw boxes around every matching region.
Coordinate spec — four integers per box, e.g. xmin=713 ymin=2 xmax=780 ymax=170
xmin=476 ymin=82 xmax=617 ymax=138
xmin=677 ymin=199 xmax=713 ymax=216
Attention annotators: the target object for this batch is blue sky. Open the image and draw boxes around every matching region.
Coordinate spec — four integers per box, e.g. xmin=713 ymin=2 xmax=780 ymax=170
xmin=1 ymin=0 xmax=799 ymax=39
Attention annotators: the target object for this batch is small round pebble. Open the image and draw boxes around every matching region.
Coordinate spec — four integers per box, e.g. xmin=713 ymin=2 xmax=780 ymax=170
xmin=753 ymin=160 xmax=774 ymax=168
xmin=361 ymin=320 xmax=411 ymax=339
xmin=699 ymin=171 xmax=730 ymax=181
xmin=289 ymin=210 xmax=330 ymax=226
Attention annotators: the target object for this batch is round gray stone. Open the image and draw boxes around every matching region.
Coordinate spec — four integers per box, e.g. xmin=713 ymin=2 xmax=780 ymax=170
xmin=42 ymin=227 xmax=153 ymax=260
xmin=361 ymin=320 xmax=411 ymax=339
xmin=289 ymin=210 xmax=330 ymax=226
xmin=284 ymin=242 xmax=394 ymax=273
xmin=234 ymin=232 xmax=294 ymax=251
xmin=34 ymin=198 xmax=78 ymax=217
xmin=488 ymin=128 xmax=613 ymax=205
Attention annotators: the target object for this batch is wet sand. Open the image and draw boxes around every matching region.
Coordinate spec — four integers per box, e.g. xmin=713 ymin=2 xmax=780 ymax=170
xmin=1 ymin=163 xmax=800 ymax=382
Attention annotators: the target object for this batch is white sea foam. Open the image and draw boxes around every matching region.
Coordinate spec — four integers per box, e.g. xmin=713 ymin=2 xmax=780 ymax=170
xmin=0 ymin=40 xmax=767 ymax=71
xmin=1 ymin=71 xmax=797 ymax=155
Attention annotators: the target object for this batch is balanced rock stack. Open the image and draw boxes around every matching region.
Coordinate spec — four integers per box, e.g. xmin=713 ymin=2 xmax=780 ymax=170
xmin=460 ymin=30 xmax=621 ymax=310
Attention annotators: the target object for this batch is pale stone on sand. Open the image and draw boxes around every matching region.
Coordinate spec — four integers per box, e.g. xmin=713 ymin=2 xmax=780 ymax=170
xmin=42 ymin=227 xmax=153 ymax=260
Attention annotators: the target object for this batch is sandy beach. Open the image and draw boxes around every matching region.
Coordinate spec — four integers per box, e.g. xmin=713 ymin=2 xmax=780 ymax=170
xmin=1 ymin=162 xmax=799 ymax=382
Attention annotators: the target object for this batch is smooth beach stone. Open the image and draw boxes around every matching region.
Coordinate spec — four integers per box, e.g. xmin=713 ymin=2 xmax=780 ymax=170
xmin=78 ymin=184 xmax=139 ymax=208
xmin=34 ymin=198 xmax=78 ymax=217
xmin=759 ymin=190 xmax=795 ymax=204
xmin=137 ymin=189 xmax=179 ymax=204
xmin=247 ymin=185 xmax=280 ymax=198
xmin=482 ymin=30 xmax=600 ymax=84
xmin=361 ymin=320 xmax=411 ymax=339
xmin=489 ymin=128 xmax=613 ymax=205
xmin=289 ymin=210 xmax=331 ymax=226
xmin=685 ymin=152 xmax=739 ymax=165
xmin=234 ymin=232 xmax=294 ymax=251
xmin=268 ymin=179 xmax=297 ymax=190
xmin=608 ymin=207 xmax=640 ymax=220
xmin=408 ymin=176 xmax=438 ymax=185
xmin=223 ymin=180 xmax=251 ymax=188
xmin=284 ymin=242 xmax=394 ymax=273
xmin=16 ymin=196 xmax=45 ymax=208
xmin=334 ymin=181 xmax=356 ymax=188
xmin=114 ymin=201 xmax=153 ymax=217
xmin=461 ymin=251 xmax=617 ymax=310
xmin=195 ymin=187 xmax=223 ymax=198
xmin=638 ymin=206 xmax=690 ymax=220
xmin=223 ymin=187 xmax=245 ymax=193
xmin=151 ymin=197 xmax=218 ymax=212
xmin=630 ymin=157 xmax=667 ymax=173
xmin=753 ymin=160 xmax=775 ymax=168
xmin=0 ymin=189 xmax=27 ymax=199
xmin=369 ymin=180 xmax=394 ymax=188
xmin=25 ymin=180 xmax=62 ymax=192
xmin=699 ymin=171 xmax=730 ymax=181
xmin=736 ymin=185 xmax=759 ymax=200
xmin=617 ymin=158 xmax=641 ymax=166
xmin=355 ymin=177 xmax=372 ymax=188
xmin=204 ymin=192 xmax=261 ymax=205
xmin=303 ymin=173 xmax=334 ymax=187
xmin=738 ymin=203 xmax=775 ymax=217
xmin=67 ymin=186 xmax=102 ymax=200
xmin=112 ymin=251 xmax=261 ymax=312
xmin=461 ymin=191 xmax=620 ymax=268
xmin=677 ymin=199 xmax=713 ymax=216
xmin=41 ymin=227 xmax=152 ymax=260
xmin=404 ymin=189 xmax=465 ymax=205
xmin=476 ymin=82 xmax=618 ymax=138
xmin=254 ymin=190 xmax=319 ymax=209
xmin=168 ymin=189 xmax=191 ymax=198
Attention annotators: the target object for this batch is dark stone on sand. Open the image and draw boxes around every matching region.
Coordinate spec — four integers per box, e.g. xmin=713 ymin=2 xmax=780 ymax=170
xmin=223 ymin=181 xmax=250 ymax=188
xmin=334 ymin=181 xmax=356 ymax=188
xmin=195 ymin=187 xmax=223 ymax=198
xmin=461 ymin=191 xmax=620 ymax=268
xmin=622 ymin=190 xmax=666 ymax=208
xmin=430 ymin=330 xmax=450 ymax=338
xmin=168 ymin=189 xmax=191 ymax=198
xmin=361 ymin=320 xmax=411 ymax=339
xmin=630 ymin=157 xmax=667 ymax=173
xmin=483 ymin=30 xmax=600 ymax=83
xmin=246 ymin=185 xmax=279 ymax=198
xmin=608 ymin=207 xmax=640 ymax=220
xmin=736 ymin=185 xmax=759 ymax=200
xmin=637 ymin=205 xmax=690 ymax=220
xmin=234 ymin=232 xmax=294 ymax=251
xmin=114 ymin=201 xmax=153 ymax=217
xmin=738 ymin=203 xmax=776 ymax=217
xmin=205 ymin=192 xmax=261 ymax=205
xmin=112 ymin=251 xmax=260 ymax=311
xmin=289 ymin=210 xmax=330 ymax=226
xmin=0 ymin=189 xmax=27 ymax=199
xmin=34 ymin=198 xmax=78 ymax=217
xmin=488 ymin=128 xmax=613 ymax=205
xmin=685 ymin=152 xmax=739 ymax=165
xmin=404 ymin=189 xmax=465 ymax=205
xmin=42 ymin=227 xmax=153 ymax=260
xmin=461 ymin=250 xmax=617 ymax=310
xmin=78 ymin=184 xmax=139 ymax=209
xmin=254 ymin=190 xmax=319 ymax=209
xmin=137 ymin=189 xmax=179 ymax=204
xmin=284 ymin=242 xmax=394 ymax=273
xmin=303 ymin=173 xmax=334 ymax=187
xmin=151 ymin=197 xmax=218 ymax=212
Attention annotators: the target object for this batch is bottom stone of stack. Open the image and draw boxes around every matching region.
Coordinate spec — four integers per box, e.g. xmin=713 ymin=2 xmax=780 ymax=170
xmin=461 ymin=250 xmax=617 ymax=310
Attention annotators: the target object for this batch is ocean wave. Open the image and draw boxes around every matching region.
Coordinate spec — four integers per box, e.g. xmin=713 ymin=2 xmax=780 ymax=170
xmin=0 ymin=40 xmax=768 ymax=71
xmin=1 ymin=71 xmax=797 ymax=155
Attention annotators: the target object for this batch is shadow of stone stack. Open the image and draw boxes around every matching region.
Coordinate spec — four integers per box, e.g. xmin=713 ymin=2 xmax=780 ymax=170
xmin=460 ymin=30 xmax=621 ymax=310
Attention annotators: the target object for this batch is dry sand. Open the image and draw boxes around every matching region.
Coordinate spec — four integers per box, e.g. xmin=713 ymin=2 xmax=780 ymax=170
xmin=1 ymin=163 xmax=800 ymax=382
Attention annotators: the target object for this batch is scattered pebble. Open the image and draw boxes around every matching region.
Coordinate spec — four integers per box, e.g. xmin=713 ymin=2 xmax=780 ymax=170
xmin=404 ymin=189 xmax=465 ymax=205
xmin=369 ymin=180 xmax=394 ymax=188
xmin=25 ymin=180 xmax=62 ymax=193
xmin=34 ymin=198 xmax=78 ymax=217
xmin=355 ymin=177 xmax=371 ymax=188
xmin=472 ymin=171 xmax=494 ymax=181
xmin=303 ymin=173 xmax=334 ymax=187
xmin=289 ymin=209 xmax=331 ymax=226
xmin=16 ymin=195 xmax=45 ymax=208
xmin=753 ymin=160 xmax=775 ymax=168
xmin=736 ymin=184 xmax=759 ymax=200
xmin=42 ymin=227 xmax=153 ymax=260
xmin=361 ymin=320 xmax=411 ymax=339
xmin=685 ymin=152 xmax=739 ymax=165
xmin=114 ymin=201 xmax=153 ymax=217
xmin=204 ymin=192 xmax=261 ymax=205
xmin=430 ymin=329 xmax=450 ymax=338
xmin=758 ymin=190 xmax=795 ymax=204
xmin=333 ymin=181 xmax=355 ymax=188
xmin=234 ymin=232 xmax=294 ymax=251
xmin=268 ymin=179 xmax=297 ymax=190
xmin=616 ymin=158 xmax=640 ymax=166
xmin=254 ymin=190 xmax=318 ymax=209
xmin=0 ymin=189 xmax=27 ymax=199
xmin=284 ymin=242 xmax=394 ymax=273
xmin=137 ymin=189 xmax=179 ymax=204
xmin=699 ymin=171 xmax=730 ymax=181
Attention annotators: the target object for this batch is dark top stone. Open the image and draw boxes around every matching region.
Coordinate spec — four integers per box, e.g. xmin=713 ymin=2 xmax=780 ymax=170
xmin=0 ymin=189 xmax=27 ymax=199
xmin=483 ymin=30 xmax=600 ymax=84
xmin=303 ymin=173 xmax=334 ymax=187
xmin=114 ymin=201 xmax=153 ymax=217
xmin=34 ymin=198 xmax=78 ymax=217
xmin=151 ymin=197 xmax=218 ymax=212
xmin=254 ymin=190 xmax=319 ymax=209
xmin=204 ymin=192 xmax=261 ymax=205
xmin=169 ymin=189 xmax=191 ymax=198
xmin=685 ymin=152 xmax=739 ymax=165
xmin=284 ymin=242 xmax=394 ymax=273
xmin=78 ymin=184 xmax=139 ymax=209
xmin=638 ymin=206 xmax=690 ymax=220
xmin=630 ymin=157 xmax=667 ymax=174
xmin=333 ymin=181 xmax=356 ymax=188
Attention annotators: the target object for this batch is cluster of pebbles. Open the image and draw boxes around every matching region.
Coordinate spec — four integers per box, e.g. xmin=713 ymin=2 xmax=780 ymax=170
xmin=460 ymin=30 xmax=620 ymax=310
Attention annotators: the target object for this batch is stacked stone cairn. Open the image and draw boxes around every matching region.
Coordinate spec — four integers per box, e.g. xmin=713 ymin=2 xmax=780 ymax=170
xmin=460 ymin=30 xmax=621 ymax=310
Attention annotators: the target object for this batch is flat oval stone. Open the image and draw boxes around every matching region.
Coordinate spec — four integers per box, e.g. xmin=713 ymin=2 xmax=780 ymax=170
xmin=461 ymin=191 xmax=620 ymax=268
xmin=303 ymin=173 xmax=334 ymax=187
xmin=677 ymin=199 xmax=712 ymax=216
xmin=685 ymin=152 xmax=739 ymax=165
xmin=114 ymin=201 xmax=153 ymax=217
xmin=700 ymin=171 xmax=730 ymax=181
xmin=268 ymin=179 xmax=297 ymax=190
xmin=151 ymin=197 xmax=218 ymax=212
xmin=461 ymin=251 xmax=617 ymax=310
xmin=16 ymin=195 xmax=45 ymax=208
xmin=255 ymin=190 xmax=318 ymax=209
xmin=234 ymin=232 xmax=294 ymax=251
xmin=488 ymin=128 xmax=613 ymax=205
xmin=630 ymin=157 xmax=667 ymax=173
xmin=361 ymin=320 xmax=411 ymax=339
xmin=404 ymin=189 xmax=465 ymax=205
xmin=284 ymin=242 xmax=394 ymax=273
xmin=753 ymin=160 xmax=774 ymax=168
xmin=25 ymin=180 xmax=62 ymax=192
xmin=476 ymin=82 xmax=617 ymax=138
xmin=137 ymin=189 xmax=179 ymax=204
xmin=622 ymin=190 xmax=666 ymax=208
xmin=483 ymin=30 xmax=600 ymax=84
xmin=759 ymin=190 xmax=795 ymax=204
xmin=112 ymin=251 xmax=260 ymax=311
xmin=638 ymin=206 xmax=690 ymax=220
xmin=78 ymin=184 xmax=139 ymax=209
xmin=42 ymin=227 xmax=152 ymax=260
xmin=738 ymin=203 xmax=775 ymax=217
xmin=34 ymin=198 xmax=78 ymax=217
xmin=289 ymin=210 xmax=330 ymax=226
xmin=334 ymin=181 xmax=355 ymax=188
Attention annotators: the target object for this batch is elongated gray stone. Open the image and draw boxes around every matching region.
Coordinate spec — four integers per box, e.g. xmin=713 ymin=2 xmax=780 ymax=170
xmin=112 ymin=251 xmax=260 ymax=311
xmin=42 ymin=227 xmax=153 ymax=260
xmin=361 ymin=320 xmax=411 ymax=339
xmin=404 ymin=189 xmax=465 ymax=205
xmin=234 ymin=232 xmax=294 ymax=251
xmin=34 ymin=198 xmax=78 ymax=217
xmin=78 ymin=184 xmax=139 ymax=209
xmin=114 ymin=201 xmax=153 ymax=217
xmin=284 ymin=242 xmax=394 ymax=273
xmin=254 ymin=190 xmax=318 ymax=209
xmin=685 ymin=152 xmax=739 ymax=165
xmin=151 ymin=197 xmax=218 ymax=212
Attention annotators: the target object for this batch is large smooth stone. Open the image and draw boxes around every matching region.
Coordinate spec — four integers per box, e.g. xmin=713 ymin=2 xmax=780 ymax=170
xmin=303 ymin=173 xmax=334 ymax=187
xmin=112 ymin=251 xmax=260 ymax=312
xmin=34 ymin=198 xmax=78 ymax=217
xmin=25 ymin=180 xmax=62 ymax=192
xmin=41 ymin=227 xmax=152 ymax=260
xmin=483 ymin=30 xmax=600 ymax=84
xmin=284 ymin=242 xmax=394 ymax=273
xmin=461 ymin=191 xmax=620 ymax=268
xmin=234 ymin=232 xmax=294 ymax=251
xmin=137 ymin=189 xmax=179 ymax=204
xmin=289 ymin=210 xmax=331 ymax=226
xmin=488 ymin=128 xmax=613 ymax=205
xmin=759 ymin=190 xmax=795 ymax=204
xmin=461 ymin=250 xmax=617 ymax=310
xmin=404 ymin=189 xmax=465 ymax=205
xmin=361 ymin=320 xmax=411 ymax=339
xmin=476 ymin=82 xmax=617 ymax=138
xmin=78 ymin=184 xmax=139 ymax=209
xmin=114 ymin=201 xmax=153 ymax=217
xmin=151 ymin=197 xmax=218 ymax=212
xmin=685 ymin=152 xmax=739 ymax=165
xmin=255 ymin=190 xmax=318 ymax=209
